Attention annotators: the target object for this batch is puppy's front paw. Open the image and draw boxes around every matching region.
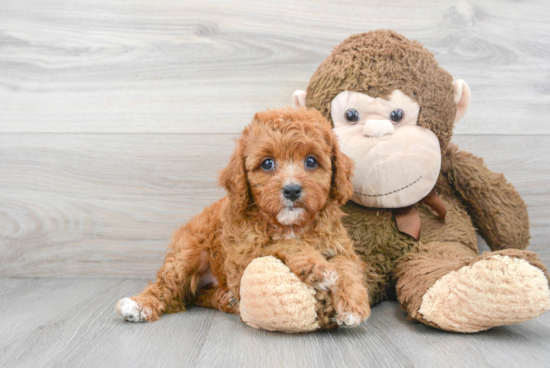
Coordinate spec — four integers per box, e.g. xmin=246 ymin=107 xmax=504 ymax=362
xmin=335 ymin=300 xmax=371 ymax=328
xmin=116 ymin=297 xmax=151 ymax=322
xmin=336 ymin=312 xmax=363 ymax=328
xmin=290 ymin=260 xmax=339 ymax=291
xmin=316 ymin=269 xmax=339 ymax=291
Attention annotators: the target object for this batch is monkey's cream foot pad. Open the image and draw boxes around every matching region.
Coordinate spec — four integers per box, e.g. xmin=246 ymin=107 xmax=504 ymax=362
xmin=239 ymin=256 xmax=320 ymax=333
xmin=419 ymin=254 xmax=550 ymax=333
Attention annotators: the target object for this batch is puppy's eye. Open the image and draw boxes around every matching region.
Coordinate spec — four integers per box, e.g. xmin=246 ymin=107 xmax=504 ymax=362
xmin=305 ymin=156 xmax=318 ymax=169
xmin=345 ymin=109 xmax=360 ymax=124
xmin=261 ymin=158 xmax=275 ymax=171
xmin=390 ymin=109 xmax=404 ymax=123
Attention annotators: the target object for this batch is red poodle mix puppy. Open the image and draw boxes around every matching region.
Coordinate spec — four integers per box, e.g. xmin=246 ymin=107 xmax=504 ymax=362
xmin=116 ymin=108 xmax=370 ymax=327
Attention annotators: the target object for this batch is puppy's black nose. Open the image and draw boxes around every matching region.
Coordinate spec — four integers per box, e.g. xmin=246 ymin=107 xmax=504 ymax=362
xmin=283 ymin=184 xmax=302 ymax=201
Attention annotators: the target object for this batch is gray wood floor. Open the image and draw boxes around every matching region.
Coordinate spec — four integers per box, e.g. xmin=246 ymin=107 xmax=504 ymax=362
xmin=1 ymin=277 xmax=550 ymax=368
xmin=1 ymin=0 xmax=550 ymax=367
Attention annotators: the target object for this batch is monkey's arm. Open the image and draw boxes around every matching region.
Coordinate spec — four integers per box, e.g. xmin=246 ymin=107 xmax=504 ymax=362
xmin=442 ymin=143 xmax=530 ymax=250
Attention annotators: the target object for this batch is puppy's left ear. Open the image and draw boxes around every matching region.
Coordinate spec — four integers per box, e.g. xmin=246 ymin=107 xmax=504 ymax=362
xmin=329 ymin=133 xmax=354 ymax=206
xmin=219 ymin=136 xmax=252 ymax=214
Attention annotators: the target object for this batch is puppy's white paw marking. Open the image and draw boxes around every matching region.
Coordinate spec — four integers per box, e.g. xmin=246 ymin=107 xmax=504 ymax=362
xmin=337 ymin=312 xmax=362 ymax=328
xmin=116 ymin=297 xmax=150 ymax=322
xmin=316 ymin=269 xmax=339 ymax=291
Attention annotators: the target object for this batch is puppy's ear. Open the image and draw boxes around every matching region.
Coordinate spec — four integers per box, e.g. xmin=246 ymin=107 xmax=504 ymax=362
xmin=219 ymin=136 xmax=251 ymax=214
xmin=329 ymin=133 xmax=354 ymax=206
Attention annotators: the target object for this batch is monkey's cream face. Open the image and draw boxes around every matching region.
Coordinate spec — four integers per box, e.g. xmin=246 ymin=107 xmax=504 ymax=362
xmin=331 ymin=90 xmax=441 ymax=208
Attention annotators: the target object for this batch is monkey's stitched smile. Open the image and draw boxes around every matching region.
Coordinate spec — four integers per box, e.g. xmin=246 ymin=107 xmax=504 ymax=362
xmin=354 ymin=176 xmax=423 ymax=198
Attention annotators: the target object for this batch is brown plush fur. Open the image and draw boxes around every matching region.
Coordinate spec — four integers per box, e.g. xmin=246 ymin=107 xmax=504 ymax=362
xmin=302 ymin=30 xmax=543 ymax=330
xmin=126 ymin=108 xmax=370 ymax=324
xmin=306 ymin=30 xmax=456 ymax=151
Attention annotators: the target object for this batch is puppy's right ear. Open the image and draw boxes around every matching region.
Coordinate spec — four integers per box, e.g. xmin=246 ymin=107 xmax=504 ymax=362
xmin=219 ymin=136 xmax=251 ymax=214
xmin=329 ymin=132 xmax=355 ymax=206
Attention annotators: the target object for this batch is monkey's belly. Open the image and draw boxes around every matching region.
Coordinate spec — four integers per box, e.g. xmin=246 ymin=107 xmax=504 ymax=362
xmin=341 ymin=195 xmax=477 ymax=282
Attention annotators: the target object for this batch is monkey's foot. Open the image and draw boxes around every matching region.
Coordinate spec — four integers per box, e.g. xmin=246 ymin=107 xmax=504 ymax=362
xmin=239 ymin=256 xmax=321 ymax=333
xmin=419 ymin=254 xmax=550 ymax=332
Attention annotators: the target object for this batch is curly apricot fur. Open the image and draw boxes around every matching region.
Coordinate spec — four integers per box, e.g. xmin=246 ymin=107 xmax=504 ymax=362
xmin=125 ymin=108 xmax=369 ymax=325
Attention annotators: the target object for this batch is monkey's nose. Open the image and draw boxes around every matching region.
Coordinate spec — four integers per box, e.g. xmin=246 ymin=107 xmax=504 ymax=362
xmin=283 ymin=184 xmax=302 ymax=201
xmin=363 ymin=119 xmax=395 ymax=137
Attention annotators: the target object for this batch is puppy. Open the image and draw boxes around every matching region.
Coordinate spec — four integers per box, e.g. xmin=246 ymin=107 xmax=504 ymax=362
xmin=116 ymin=108 xmax=370 ymax=327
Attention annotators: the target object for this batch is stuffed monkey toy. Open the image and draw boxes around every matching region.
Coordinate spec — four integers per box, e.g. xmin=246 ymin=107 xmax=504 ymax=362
xmin=237 ymin=30 xmax=550 ymax=333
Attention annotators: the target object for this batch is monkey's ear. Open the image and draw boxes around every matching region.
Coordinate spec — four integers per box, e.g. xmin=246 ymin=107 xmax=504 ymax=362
xmin=219 ymin=137 xmax=251 ymax=214
xmin=452 ymin=80 xmax=471 ymax=122
xmin=292 ymin=90 xmax=307 ymax=107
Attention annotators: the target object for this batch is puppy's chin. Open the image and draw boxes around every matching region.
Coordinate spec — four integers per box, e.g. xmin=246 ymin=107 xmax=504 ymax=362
xmin=276 ymin=207 xmax=306 ymax=226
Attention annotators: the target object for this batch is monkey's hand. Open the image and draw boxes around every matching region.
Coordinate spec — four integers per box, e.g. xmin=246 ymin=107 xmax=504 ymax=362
xmin=443 ymin=143 xmax=529 ymax=250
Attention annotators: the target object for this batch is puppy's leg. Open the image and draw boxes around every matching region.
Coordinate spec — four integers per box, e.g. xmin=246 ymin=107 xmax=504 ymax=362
xmin=116 ymin=245 xmax=204 ymax=322
xmin=327 ymin=254 xmax=371 ymax=327
xmin=193 ymin=286 xmax=240 ymax=314
xmin=261 ymin=243 xmax=337 ymax=290
xmin=286 ymin=250 xmax=338 ymax=290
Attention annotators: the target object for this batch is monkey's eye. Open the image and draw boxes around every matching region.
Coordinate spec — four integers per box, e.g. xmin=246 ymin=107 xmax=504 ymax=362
xmin=261 ymin=158 xmax=275 ymax=171
xmin=345 ymin=109 xmax=360 ymax=124
xmin=305 ymin=156 xmax=318 ymax=169
xmin=390 ymin=109 xmax=404 ymax=123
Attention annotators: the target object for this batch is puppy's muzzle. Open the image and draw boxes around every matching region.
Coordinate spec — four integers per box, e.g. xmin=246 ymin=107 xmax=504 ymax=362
xmin=283 ymin=184 xmax=302 ymax=201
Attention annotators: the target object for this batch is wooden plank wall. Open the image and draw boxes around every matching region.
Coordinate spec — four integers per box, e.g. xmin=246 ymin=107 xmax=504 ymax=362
xmin=1 ymin=0 xmax=549 ymax=278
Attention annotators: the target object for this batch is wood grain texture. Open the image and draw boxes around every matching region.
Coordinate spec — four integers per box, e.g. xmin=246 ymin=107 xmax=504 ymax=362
xmin=0 ymin=134 xmax=233 ymax=277
xmin=1 ymin=1 xmax=550 ymax=367
xmin=1 ymin=0 xmax=550 ymax=134
xmin=0 ymin=278 xmax=549 ymax=368
xmin=0 ymin=278 xmax=214 ymax=368
xmin=0 ymin=278 xmax=114 ymax=348
xmin=0 ymin=134 xmax=548 ymax=278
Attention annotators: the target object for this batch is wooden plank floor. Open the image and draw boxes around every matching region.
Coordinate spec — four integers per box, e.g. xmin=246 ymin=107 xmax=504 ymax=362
xmin=1 ymin=277 xmax=549 ymax=368
xmin=1 ymin=0 xmax=550 ymax=367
